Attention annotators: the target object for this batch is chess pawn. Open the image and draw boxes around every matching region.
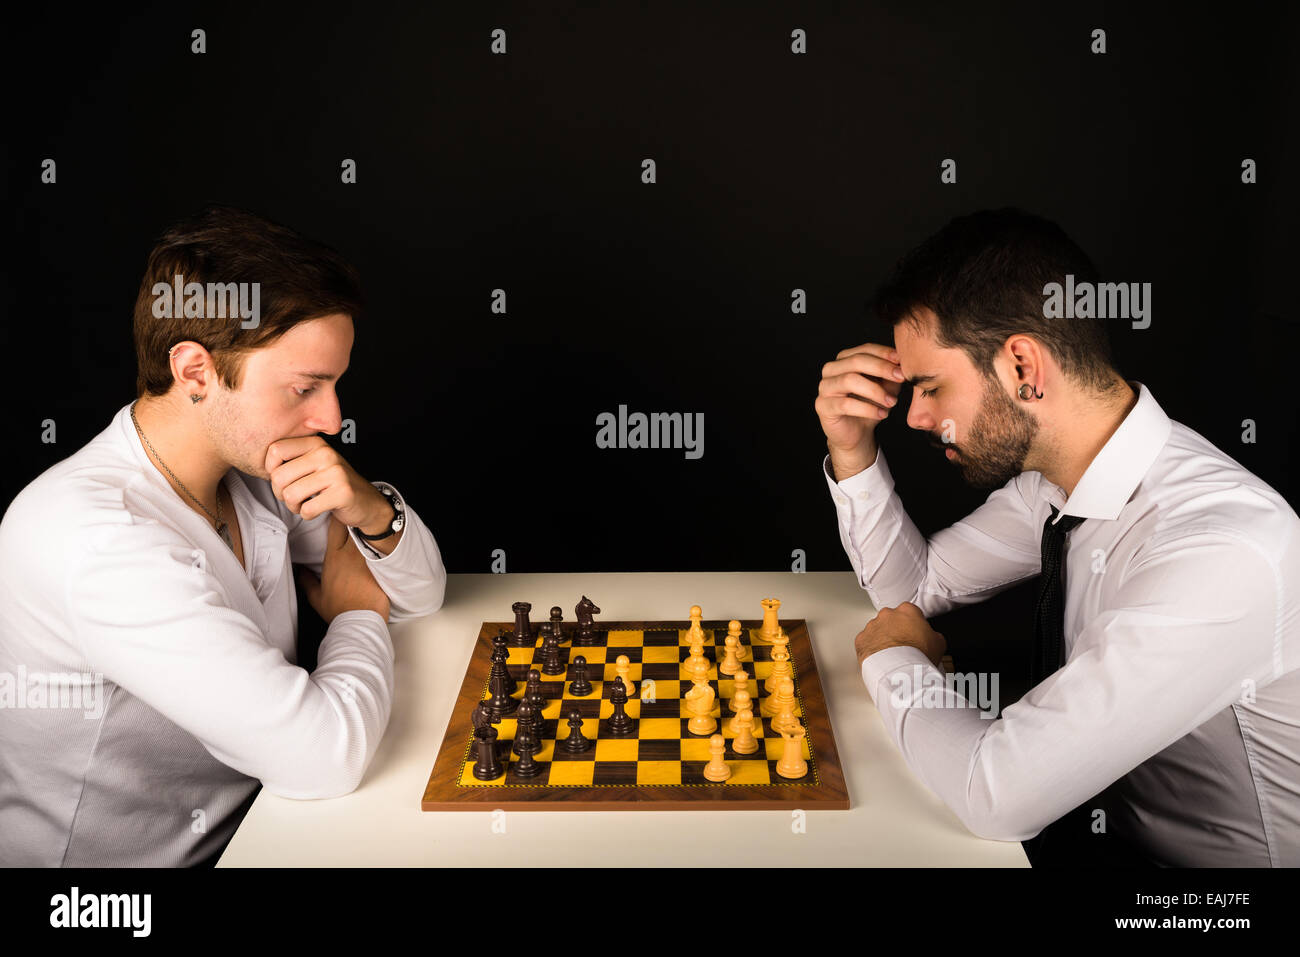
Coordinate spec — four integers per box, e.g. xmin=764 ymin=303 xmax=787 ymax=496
xmin=686 ymin=604 xmax=706 ymax=645
xmin=548 ymin=606 xmax=565 ymax=643
xmin=703 ymin=734 xmax=731 ymax=782
xmin=719 ymin=634 xmax=741 ymax=677
xmin=727 ymin=619 xmax=749 ymax=662
xmin=728 ymin=671 xmax=753 ymax=733
xmin=685 ymin=679 xmax=716 ymax=736
xmin=685 ymin=635 xmax=710 ymax=681
xmin=764 ymin=643 xmax=793 ymax=695
xmin=614 ymin=654 xmax=635 ymax=699
xmin=731 ymin=708 xmax=759 ymax=755
xmin=770 ymin=678 xmax=800 ymax=734
xmin=568 ymin=655 xmax=593 ymax=697
xmin=562 ymin=709 xmax=591 ymax=754
xmin=512 ymin=701 xmax=539 ymax=758
xmin=606 ymin=677 xmax=635 ymax=736
xmin=758 ymin=598 xmax=782 ymax=643
xmin=775 ymin=721 xmax=808 ymax=779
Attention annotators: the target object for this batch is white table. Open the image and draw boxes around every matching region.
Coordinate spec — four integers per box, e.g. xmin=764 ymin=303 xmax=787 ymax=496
xmin=217 ymin=572 xmax=1029 ymax=866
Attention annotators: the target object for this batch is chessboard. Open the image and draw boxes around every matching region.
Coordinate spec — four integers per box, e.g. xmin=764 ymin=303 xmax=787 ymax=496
xmin=421 ymin=599 xmax=849 ymax=811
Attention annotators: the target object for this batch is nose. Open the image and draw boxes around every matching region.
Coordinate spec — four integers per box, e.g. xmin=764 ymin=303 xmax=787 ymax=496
xmin=305 ymin=391 xmax=343 ymax=435
xmin=905 ymin=397 xmax=929 ymax=432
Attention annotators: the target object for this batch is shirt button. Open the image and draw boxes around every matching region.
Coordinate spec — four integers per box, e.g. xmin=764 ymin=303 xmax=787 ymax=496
xmin=856 ymin=491 xmax=870 ymax=502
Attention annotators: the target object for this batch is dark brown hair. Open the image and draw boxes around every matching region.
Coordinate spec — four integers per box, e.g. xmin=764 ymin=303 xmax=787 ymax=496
xmin=133 ymin=205 xmax=364 ymax=398
xmin=872 ymin=207 xmax=1123 ymax=395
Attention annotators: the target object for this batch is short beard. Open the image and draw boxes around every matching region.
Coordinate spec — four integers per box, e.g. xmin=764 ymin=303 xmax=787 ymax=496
xmin=953 ymin=374 xmax=1039 ymax=489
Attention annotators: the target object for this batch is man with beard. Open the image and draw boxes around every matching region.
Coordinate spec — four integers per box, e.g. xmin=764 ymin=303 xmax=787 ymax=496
xmin=814 ymin=208 xmax=1300 ymax=867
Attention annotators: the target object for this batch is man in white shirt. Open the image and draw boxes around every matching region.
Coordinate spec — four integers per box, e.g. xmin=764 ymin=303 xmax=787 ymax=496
xmin=0 ymin=207 xmax=447 ymax=866
xmin=815 ymin=208 xmax=1300 ymax=866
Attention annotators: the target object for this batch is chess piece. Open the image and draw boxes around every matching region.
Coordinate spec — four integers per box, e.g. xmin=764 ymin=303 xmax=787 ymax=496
xmin=685 ymin=678 xmax=716 ymax=735
xmin=686 ymin=604 xmax=706 ymax=645
xmin=684 ymin=634 xmax=710 ymax=681
xmin=614 ymin=654 xmax=635 ymax=699
xmin=548 ymin=606 xmax=565 ymax=643
xmin=775 ymin=721 xmax=808 ymax=779
xmin=731 ymin=708 xmax=759 ymax=754
xmin=770 ymin=678 xmax=800 ymax=734
xmin=510 ymin=601 xmax=534 ymax=647
xmin=471 ymin=702 xmax=505 ymax=780
xmin=719 ymin=634 xmax=741 ymax=677
xmin=728 ymin=669 xmax=753 ymax=732
xmin=703 ymin=734 xmax=731 ymax=782
xmin=486 ymin=631 xmax=519 ymax=718
xmin=524 ymin=670 xmax=547 ymax=737
xmin=574 ymin=596 xmax=600 ymax=645
xmin=606 ymin=677 xmax=635 ymax=736
xmin=540 ymin=628 xmax=564 ymax=676
xmin=562 ymin=710 xmax=591 ymax=753
xmin=764 ymin=642 xmax=793 ymax=696
xmin=568 ymin=655 xmax=593 ymax=697
xmin=512 ymin=700 xmax=539 ymax=759
xmin=758 ymin=598 xmax=783 ymax=643
xmin=727 ymin=619 xmax=749 ymax=662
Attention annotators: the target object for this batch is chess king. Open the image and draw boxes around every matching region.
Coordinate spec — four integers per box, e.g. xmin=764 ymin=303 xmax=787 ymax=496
xmin=0 ymin=205 xmax=448 ymax=867
xmin=815 ymin=207 xmax=1300 ymax=867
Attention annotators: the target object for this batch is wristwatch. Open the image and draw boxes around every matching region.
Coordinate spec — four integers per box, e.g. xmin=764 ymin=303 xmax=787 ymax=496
xmin=353 ymin=481 xmax=405 ymax=541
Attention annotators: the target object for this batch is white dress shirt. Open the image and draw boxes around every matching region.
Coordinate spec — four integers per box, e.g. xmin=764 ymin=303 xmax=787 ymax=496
xmin=0 ymin=401 xmax=446 ymax=866
xmin=825 ymin=381 xmax=1300 ymax=866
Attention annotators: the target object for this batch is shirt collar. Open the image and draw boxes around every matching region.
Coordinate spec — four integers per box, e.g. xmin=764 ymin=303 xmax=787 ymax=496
xmin=1046 ymin=380 xmax=1172 ymax=524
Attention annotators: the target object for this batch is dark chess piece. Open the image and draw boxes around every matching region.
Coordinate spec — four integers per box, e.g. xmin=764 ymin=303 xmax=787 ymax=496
xmin=486 ymin=631 xmax=519 ymax=718
xmin=510 ymin=601 xmax=534 ymax=647
xmin=512 ymin=700 xmax=537 ymax=757
xmin=471 ymin=702 xmax=504 ymax=780
xmin=524 ymin=670 xmax=547 ymax=737
xmin=606 ymin=676 xmax=634 ymax=737
xmin=562 ymin=710 xmax=591 ymax=753
xmin=512 ymin=702 xmax=543 ymax=777
xmin=574 ymin=596 xmax=600 ymax=645
xmin=548 ymin=606 xmax=565 ymax=643
xmin=568 ymin=655 xmax=593 ymax=697
xmin=540 ymin=628 xmax=564 ymax=676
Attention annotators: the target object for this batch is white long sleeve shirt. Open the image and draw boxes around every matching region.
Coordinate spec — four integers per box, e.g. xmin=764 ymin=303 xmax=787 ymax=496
xmin=826 ymin=381 xmax=1300 ymax=866
xmin=0 ymin=401 xmax=446 ymax=866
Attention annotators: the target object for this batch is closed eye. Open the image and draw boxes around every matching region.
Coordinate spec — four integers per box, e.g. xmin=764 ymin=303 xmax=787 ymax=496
xmin=294 ymin=386 xmax=318 ymax=397
xmin=920 ymin=387 xmax=938 ymax=398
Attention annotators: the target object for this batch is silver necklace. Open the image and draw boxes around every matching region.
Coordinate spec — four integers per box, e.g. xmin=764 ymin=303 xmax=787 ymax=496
xmin=130 ymin=401 xmax=234 ymax=552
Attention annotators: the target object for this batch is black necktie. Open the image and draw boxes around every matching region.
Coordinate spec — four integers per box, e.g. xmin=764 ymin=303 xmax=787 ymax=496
xmin=1031 ymin=505 xmax=1085 ymax=686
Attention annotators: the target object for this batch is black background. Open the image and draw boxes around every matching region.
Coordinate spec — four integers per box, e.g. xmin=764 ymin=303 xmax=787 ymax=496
xmin=5 ymin=2 xmax=1297 ymax=699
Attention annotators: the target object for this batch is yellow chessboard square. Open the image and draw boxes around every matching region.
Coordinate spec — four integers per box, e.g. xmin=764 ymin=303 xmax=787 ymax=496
xmin=728 ymin=760 xmax=772 ymax=785
xmin=605 ymin=630 xmax=644 ymax=647
xmin=641 ymin=646 xmax=680 ymax=664
xmin=638 ymin=718 xmax=682 ymax=739
xmin=459 ymin=762 xmax=507 ymax=786
xmin=546 ymin=762 xmax=595 ymax=786
xmin=572 ymin=648 xmax=607 ymax=664
xmin=637 ymin=761 xmax=682 ymax=785
xmin=496 ymin=718 xmax=518 ymax=737
xmin=538 ymin=698 xmax=565 ymax=720
xmin=752 ymin=662 xmax=773 ymax=680
xmin=601 ymin=663 xmax=642 ymax=683
xmin=533 ymin=740 xmax=556 ymax=762
xmin=679 ymin=737 xmax=715 ymax=761
xmin=594 ymin=739 xmax=638 ymax=762
xmin=598 ymin=699 xmax=641 ymax=719
xmin=507 ymin=647 xmax=536 ymax=665
xmin=638 ymin=679 xmax=679 ymax=703
xmin=764 ymin=736 xmax=812 ymax=761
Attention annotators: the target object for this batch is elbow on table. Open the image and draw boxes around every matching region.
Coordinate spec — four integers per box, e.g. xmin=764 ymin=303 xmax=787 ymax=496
xmin=260 ymin=758 xmax=371 ymax=801
xmin=962 ymin=801 xmax=1053 ymax=843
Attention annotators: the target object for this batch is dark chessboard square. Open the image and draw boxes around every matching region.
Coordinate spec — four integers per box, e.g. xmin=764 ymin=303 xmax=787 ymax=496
xmin=749 ymin=647 xmax=773 ymax=661
xmin=563 ymin=699 xmax=602 ymax=719
xmin=638 ymin=699 xmax=681 ymax=719
xmin=640 ymin=663 xmax=679 ymax=681
xmin=550 ymin=742 xmax=596 ymax=762
xmin=637 ymin=739 xmax=681 ymax=761
xmin=680 ymin=761 xmax=709 ymax=785
xmin=642 ymin=630 xmax=678 ymax=646
xmin=677 ymin=647 xmax=718 ymax=662
xmin=538 ymin=681 xmax=565 ymax=697
xmin=598 ymin=718 xmax=639 ymax=738
xmin=591 ymin=761 xmax=638 ymax=786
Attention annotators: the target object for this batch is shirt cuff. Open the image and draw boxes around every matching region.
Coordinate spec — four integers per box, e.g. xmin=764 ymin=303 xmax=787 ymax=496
xmin=822 ymin=450 xmax=893 ymax=508
xmin=861 ymin=644 xmax=937 ymax=703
